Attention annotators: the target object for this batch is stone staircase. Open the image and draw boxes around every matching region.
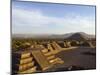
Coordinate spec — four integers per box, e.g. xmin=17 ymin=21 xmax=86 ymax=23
xmin=41 ymin=47 xmax=64 ymax=65
xmin=12 ymin=51 xmax=37 ymax=74
xmin=12 ymin=47 xmax=64 ymax=74
xmin=31 ymin=50 xmax=52 ymax=71
xmin=51 ymin=42 xmax=62 ymax=50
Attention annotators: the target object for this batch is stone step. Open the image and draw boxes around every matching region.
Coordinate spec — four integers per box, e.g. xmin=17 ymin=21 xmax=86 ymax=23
xmin=49 ymin=58 xmax=64 ymax=64
xmin=16 ymin=61 xmax=35 ymax=71
xmin=44 ymin=52 xmax=53 ymax=56
xmin=47 ymin=55 xmax=55 ymax=60
xmin=13 ymin=51 xmax=31 ymax=59
xmin=41 ymin=49 xmax=49 ymax=53
xmin=20 ymin=52 xmax=31 ymax=59
xmin=18 ymin=66 xmax=37 ymax=74
xmin=47 ymin=44 xmax=54 ymax=52
xmin=19 ymin=57 xmax=33 ymax=64
xmin=52 ymin=42 xmax=62 ymax=50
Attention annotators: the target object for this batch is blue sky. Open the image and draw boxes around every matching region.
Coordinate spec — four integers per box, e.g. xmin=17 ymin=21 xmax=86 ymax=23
xmin=12 ymin=0 xmax=96 ymax=35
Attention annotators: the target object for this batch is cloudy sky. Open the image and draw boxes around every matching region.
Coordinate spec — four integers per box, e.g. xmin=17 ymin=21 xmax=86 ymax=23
xmin=12 ymin=0 xmax=96 ymax=35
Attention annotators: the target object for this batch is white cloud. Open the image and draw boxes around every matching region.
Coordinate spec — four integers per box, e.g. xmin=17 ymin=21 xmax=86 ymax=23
xmin=12 ymin=7 xmax=95 ymax=34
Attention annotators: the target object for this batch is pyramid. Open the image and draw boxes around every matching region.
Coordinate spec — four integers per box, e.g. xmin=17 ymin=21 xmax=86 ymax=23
xmin=12 ymin=47 xmax=64 ymax=74
xmin=66 ymin=32 xmax=88 ymax=41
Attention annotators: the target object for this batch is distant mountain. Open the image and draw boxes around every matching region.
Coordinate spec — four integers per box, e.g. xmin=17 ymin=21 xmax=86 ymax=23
xmin=12 ymin=34 xmax=52 ymax=38
xmin=65 ymin=32 xmax=94 ymax=40
xmin=12 ymin=32 xmax=95 ymax=40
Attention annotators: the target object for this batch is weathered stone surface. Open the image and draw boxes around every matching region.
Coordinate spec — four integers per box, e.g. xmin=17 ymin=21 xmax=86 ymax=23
xmin=18 ymin=66 xmax=37 ymax=74
xmin=47 ymin=55 xmax=55 ymax=60
xmin=52 ymin=42 xmax=61 ymax=50
xmin=49 ymin=58 xmax=64 ymax=64
xmin=16 ymin=62 xmax=34 ymax=71
xmin=41 ymin=48 xmax=48 ymax=53
xmin=32 ymin=50 xmax=52 ymax=71
xmin=12 ymin=47 xmax=64 ymax=74
xmin=12 ymin=52 xmax=31 ymax=59
xmin=20 ymin=57 xmax=33 ymax=65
